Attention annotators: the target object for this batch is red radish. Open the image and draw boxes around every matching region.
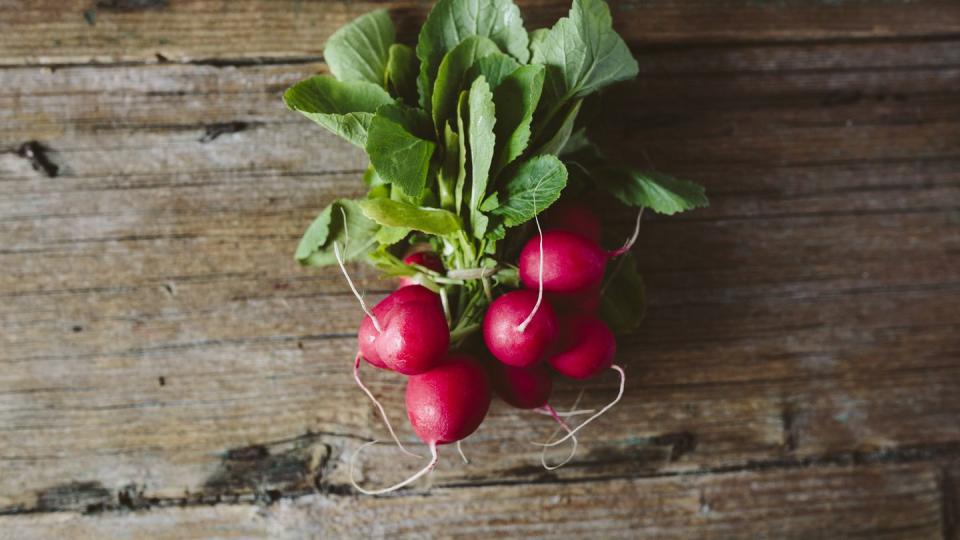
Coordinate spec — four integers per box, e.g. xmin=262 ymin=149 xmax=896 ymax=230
xmin=489 ymin=362 xmax=588 ymax=470
xmin=399 ymin=251 xmax=444 ymax=288
xmin=483 ymin=290 xmax=558 ymax=367
xmin=406 ymin=354 xmax=491 ymax=444
xmin=543 ymin=201 xmax=602 ymax=243
xmin=490 ymin=363 xmax=553 ymax=409
xmin=549 ymin=315 xmax=616 ymax=380
xmin=375 ymin=301 xmax=449 ymax=375
xmin=518 ymin=211 xmax=642 ymax=293
xmin=351 ymin=354 xmax=491 ymax=495
xmin=334 ymin=229 xmax=444 ymax=456
xmin=535 ymin=315 xmax=626 ymax=450
xmin=358 ymin=285 xmax=442 ymax=369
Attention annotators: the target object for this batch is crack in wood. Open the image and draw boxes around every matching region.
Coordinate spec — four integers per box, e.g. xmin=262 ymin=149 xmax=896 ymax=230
xmin=14 ymin=141 xmax=60 ymax=178
xmin=95 ymin=0 xmax=168 ymax=11
xmin=4 ymin=439 xmax=956 ymax=516
xmin=198 ymin=121 xmax=255 ymax=143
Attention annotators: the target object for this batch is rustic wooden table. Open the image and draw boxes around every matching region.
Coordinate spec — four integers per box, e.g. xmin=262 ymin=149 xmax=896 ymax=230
xmin=2 ymin=1 xmax=959 ymax=538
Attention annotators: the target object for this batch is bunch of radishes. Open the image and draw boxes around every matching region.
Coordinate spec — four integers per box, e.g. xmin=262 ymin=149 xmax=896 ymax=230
xmin=283 ymin=0 xmax=708 ymax=493
xmin=344 ymin=202 xmax=637 ymax=494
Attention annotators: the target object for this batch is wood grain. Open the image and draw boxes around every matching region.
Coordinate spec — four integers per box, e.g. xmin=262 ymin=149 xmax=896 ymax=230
xmin=0 ymin=462 xmax=947 ymax=539
xmin=1 ymin=1 xmax=959 ymax=537
xmin=2 ymin=1 xmax=960 ymax=66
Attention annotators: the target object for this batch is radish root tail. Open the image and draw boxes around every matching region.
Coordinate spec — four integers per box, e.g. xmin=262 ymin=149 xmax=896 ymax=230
xmin=608 ymin=209 xmax=644 ymax=258
xmin=517 ymin=193 xmax=544 ymax=333
xmin=333 ymin=213 xmax=381 ymax=332
xmin=534 ymin=365 xmax=626 ymax=448
xmin=539 ymin=404 xmax=579 ymax=470
xmin=535 ymin=407 xmax=595 ymax=418
xmin=350 ymin=440 xmax=439 ymax=495
xmin=353 ymin=353 xmax=421 ymax=459
xmin=456 ymin=440 xmax=469 ymax=464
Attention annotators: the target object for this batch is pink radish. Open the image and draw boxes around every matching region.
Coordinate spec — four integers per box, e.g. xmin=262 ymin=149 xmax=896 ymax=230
xmin=549 ymin=315 xmax=616 ymax=380
xmin=483 ymin=290 xmax=558 ymax=367
xmin=535 ymin=315 xmax=626 ymax=450
xmin=490 ymin=363 xmax=553 ymax=409
xmin=399 ymin=251 xmax=444 ymax=288
xmin=519 ymin=212 xmax=642 ymax=293
xmin=488 ymin=362 xmax=588 ymax=470
xmin=358 ymin=284 xmax=442 ymax=369
xmin=351 ymin=354 xmax=491 ymax=494
xmin=543 ymin=201 xmax=602 ymax=243
xmin=406 ymin=354 xmax=491 ymax=444
xmin=334 ymin=229 xmax=444 ymax=456
xmin=375 ymin=300 xmax=449 ymax=375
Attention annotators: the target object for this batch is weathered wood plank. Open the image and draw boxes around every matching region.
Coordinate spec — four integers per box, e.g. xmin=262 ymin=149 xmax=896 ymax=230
xmin=2 ymin=0 xmax=960 ymax=66
xmin=0 ymin=462 xmax=946 ymax=539
xmin=0 ymin=32 xmax=958 ymax=521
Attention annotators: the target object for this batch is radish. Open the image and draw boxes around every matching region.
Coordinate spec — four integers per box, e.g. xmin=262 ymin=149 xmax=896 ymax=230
xmin=549 ymin=315 xmax=616 ymax=380
xmin=518 ymin=211 xmax=642 ymax=293
xmin=399 ymin=251 xmax=444 ymax=288
xmin=536 ymin=315 xmax=626 ymax=450
xmin=490 ymin=363 xmax=553 ymax=409
xmin=483 ymin=290 xmax=558 ymax=367
xmin=375 ymin=300 xmax=449 ymax=375
xmin=351 ymin=354 xmax=491 ymax=494
xmin=358 ymin=284 xmax=442 ymax=369
xmin=489 ymin=362 xmax=591 ymax=470
xmin=335 ymin=234 xmax=445 ymax=456
xmin=543 ymin=201 xmax=602 ymax=243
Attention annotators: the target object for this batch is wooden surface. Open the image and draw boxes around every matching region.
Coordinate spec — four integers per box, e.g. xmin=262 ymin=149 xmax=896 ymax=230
xmin=1 ymin=1 xmax=959 ymax=538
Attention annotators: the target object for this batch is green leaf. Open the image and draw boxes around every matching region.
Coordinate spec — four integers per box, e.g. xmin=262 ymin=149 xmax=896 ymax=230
xmin=531 ymin=0 xmax=638 ymax=108
xmin=283 ymin=75 xmax=394 ymax=147
xmin=600 ymin=253 xmax=645 ymax=334
xmin=386 ymin=43 xmax=419 ymax=105
xmin=467 ymin=76 xmax=496 ymax=239
xmin=492 ymin=64 xmax=545 ymax=173
xmin=416 ymin=0 xmax=530 ymax=110
xmin=358 ymin=198 xmax=462 ymax=235
xmin=528 ymin=28 xmax=550 ymax=54
xmin=468 ymin=53 xmax=521 ymax=90
xmin=597 ymin=169 xmax=709 ymax=215
xmin=324 ymin=9 xmax=394 ymax=86
xmin=491 ymin=155 xmax=567 ymax=226
xmin=533 ymin=99 xmax=581 ymax=156
xmin=432 ymin=36 xmax=501 ymax=130
xmin=454 ymin=91 xmax=469 ymax=215
xmin=479 ymin=192 xmax=499 ymax=212
xmin=365 ymin=103 xmax=437 ymax=197
xmin=368 ymin=247 xmax=418 ymax=277
xmin=438 ymin=122 xmax=460 ymax=210
xmin=295 ymin=199 xmax=379 ymax=266
xmin=375 ymin=225 xmax=411 ymax=245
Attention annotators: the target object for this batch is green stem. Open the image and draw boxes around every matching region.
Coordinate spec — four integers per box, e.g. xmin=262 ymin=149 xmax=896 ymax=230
xmin=449 ymin=323 xmax=481 ymax=343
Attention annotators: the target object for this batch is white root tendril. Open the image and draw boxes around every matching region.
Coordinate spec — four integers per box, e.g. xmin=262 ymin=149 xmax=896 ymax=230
xmin=456 ymin=440 xmax=469 ymax=464
xmin=334 ymin=241 xmax=381 ymax=334
xmin=350 ymin=441 xmax=440 ymax=495
xmin=534 ymin=365 xmax=626 ymax=448
xmin=608 ymin=208 xmax=644 ymax=258
xmin=534 ymin=407 xmax=596 ymax=418
xmin=353 ymin=353 xmax=421 ymax=459
xmin=517 ymin=193 xmax=544 ymax=333
xmin=539 ymin=404 xmax=579 ymax=470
